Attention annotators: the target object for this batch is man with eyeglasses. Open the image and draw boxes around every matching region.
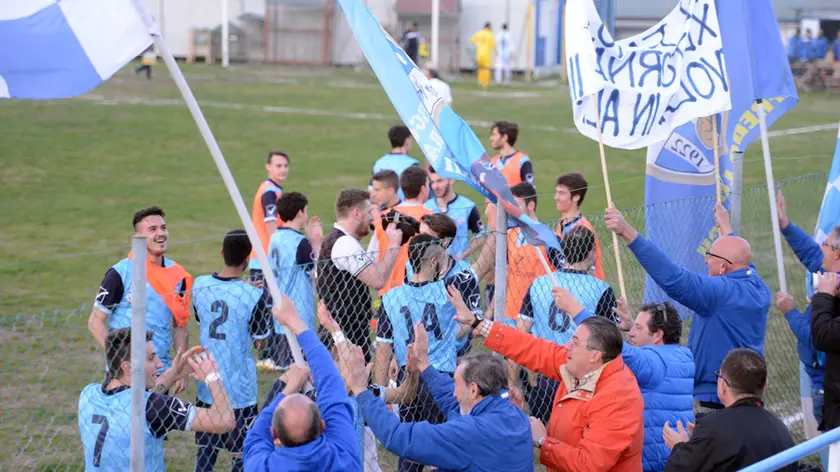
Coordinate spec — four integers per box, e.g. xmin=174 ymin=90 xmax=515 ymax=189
xmin=774 ymin=191 xmax=835 ymax=439
xmin=605 ymin=205 xmax=770 ymax=419
xmin=556 ymin=291 xmax=695 ymax=472
xmin=663 ymin=348 xmax=795 ymax=472
xmin=448 ymin=287 xmax=645 ymax=472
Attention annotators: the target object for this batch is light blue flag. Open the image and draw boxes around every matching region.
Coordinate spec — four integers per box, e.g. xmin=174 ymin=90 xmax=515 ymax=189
xmin=806 ymin=124 xmax=840 ymax=299
xmin=643 ymin=0 xmax=798 ymax=316
xmin=0 ymin=0 xmax=152 ymax=100
xmin=336 ymin=0 xmax=559 ymax=250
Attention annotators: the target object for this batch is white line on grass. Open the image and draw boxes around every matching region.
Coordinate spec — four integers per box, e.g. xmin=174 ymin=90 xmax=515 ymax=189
xmin=79 ymin=94 xmax=836 ymax=139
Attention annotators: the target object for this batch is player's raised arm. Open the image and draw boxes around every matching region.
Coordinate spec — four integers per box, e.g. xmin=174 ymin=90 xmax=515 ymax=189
xmin=187 ymin=352 xmax=236 ymax=434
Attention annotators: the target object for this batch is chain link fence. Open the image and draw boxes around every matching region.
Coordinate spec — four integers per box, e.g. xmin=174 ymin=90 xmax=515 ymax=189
xmin=0 ymin=172 xmax=829 ymax=471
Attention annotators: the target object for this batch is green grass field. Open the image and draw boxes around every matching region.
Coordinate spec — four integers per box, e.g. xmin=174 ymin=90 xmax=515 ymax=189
xmin=1 ymin=62 xmax=839 ymax=470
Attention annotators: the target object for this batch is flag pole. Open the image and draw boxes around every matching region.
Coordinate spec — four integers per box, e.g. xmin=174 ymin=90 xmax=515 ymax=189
xmin=129 ymin=237 xmax=147 ymax=472
xmin=591 ymin=98 xmax=627 ymax=300
xmin=534 ymin=246 xmax=559 ymax=287
xmin=130 ymin=1 xmax=309 ymax=371
xmin=756 ymin=99 xmax=788 ymax=293
xmin=712 ymin=114 xmax=722 ymax=206
xmin=431 ymin=0 xmax=440 ymax=66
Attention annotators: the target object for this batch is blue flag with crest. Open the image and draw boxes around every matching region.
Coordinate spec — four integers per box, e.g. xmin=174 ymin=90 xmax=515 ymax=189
xmin=643 ymin=0 xmax=798 ymax=315
xmin=335 ymin=0 xmax=559 ymax=250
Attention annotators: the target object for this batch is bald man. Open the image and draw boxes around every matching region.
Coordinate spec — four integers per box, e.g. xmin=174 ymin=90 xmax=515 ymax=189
xmin=243 ymin=296 xmax=361 ymax=471
xmin=605 ymin=205 xmax=770 ymax=417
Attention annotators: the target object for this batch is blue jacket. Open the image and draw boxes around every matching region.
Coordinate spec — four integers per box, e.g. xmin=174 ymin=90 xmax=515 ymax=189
xmin=781 ymin=223 xmax=827 ymax=390
xmin=357 ymin=366 xmax=534 ymax=472
xmin=243 ymin=330 xmax=361 ymax=472
xmin=628 ymin=234 xmax=770 ymax=404
xmin=623 ymin=342 xmax=695 ymax=472
xmin=815 ymin=36 xmax=830 ymax=59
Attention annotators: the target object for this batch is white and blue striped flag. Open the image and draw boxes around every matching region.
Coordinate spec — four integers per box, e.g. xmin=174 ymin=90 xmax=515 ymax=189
xmin=0 ymin=0 xmax=152 ymax=100
xmin=806 ymin=123 xmax=840 ymax=298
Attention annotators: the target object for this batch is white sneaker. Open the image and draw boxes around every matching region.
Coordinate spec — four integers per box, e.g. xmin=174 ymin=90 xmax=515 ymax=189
xmin=256 ymin=358 xmax=286 ymax=372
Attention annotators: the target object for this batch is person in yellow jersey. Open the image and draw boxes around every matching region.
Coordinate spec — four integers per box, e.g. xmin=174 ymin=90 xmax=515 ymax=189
xmin=470 ymin=22 xmax=496 ymax=89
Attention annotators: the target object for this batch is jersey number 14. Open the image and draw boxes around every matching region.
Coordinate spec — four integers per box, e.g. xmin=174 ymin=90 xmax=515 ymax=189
xmin=401 ymin=303 xmax=442 ymax=343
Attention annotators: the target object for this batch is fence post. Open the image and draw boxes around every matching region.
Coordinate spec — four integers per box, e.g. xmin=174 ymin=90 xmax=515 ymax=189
xmin=493 ymin=204 xmax=508 ymax=320
xmin=730 ymin=151 xmax=743 ymax=234
xmin=130 ymin=237 xmax=147 ymax=472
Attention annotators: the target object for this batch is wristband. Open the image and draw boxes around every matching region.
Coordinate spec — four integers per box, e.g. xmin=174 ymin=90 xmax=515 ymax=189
xmin=204 ymin=372 xmax=221 ymax=385
xmin=471 ymin=315 xmax=484 ymax=329
xmin=332 ymin=331 xmax=347 ymax=344
xmin=537 ymin=437 xmax=546 ymax=448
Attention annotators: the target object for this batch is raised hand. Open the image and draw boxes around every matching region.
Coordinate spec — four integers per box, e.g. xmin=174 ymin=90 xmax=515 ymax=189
xmin=604 ymin=207 xmax=637 ymax=243
xmin=284 ymin=363 xmax=311 ymax=394
xmin=384 ymin=222 xmax=404 ymax=249
xmin=447 ymin=285 xmax=478 ymax=326
xmin=409 ymin=323 xmax=430 ymax=373
xmin=714 ymin=204 xmax=732 ymax=235
xmin=188 ymin=352 xmax=220 ymax=384
xmin=613 ymin=297 xmax=633 ymax=332
xmin=317 ymin=301 xmax=340 ymax=334
xmin=272 ymin=294 xmax=307 ymax=335
xmin=775 ymin=292 xmax=796 ymax=314
xmin=818 ymin=272 xmax=839 ymax=297
xmin=776 ymin=191 xmax=789 ymax=230
xmin=306 ymin=216 xmax=324 ymax=244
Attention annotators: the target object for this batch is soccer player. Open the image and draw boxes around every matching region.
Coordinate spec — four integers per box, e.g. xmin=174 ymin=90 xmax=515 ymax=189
xmin=248 ymin=150 xmax=289 ymax=281
xmin=78 ymin=328 xmax=235 ymax=471
xmin=489 ymin=121 xmax=534 ymax=187
xmin=369 ymin=166 xmax=434 ymax=297
xmin=376 ymin=234 xmax=479 ymax=472
xmin=473 ymin=183 xmax=562 ymax=326
xmin=89 ymin=206 xmax=192 ymax=376
xmin=518 ymin=225 xmax=616 ymax=424
xmin=494 ymin=23 xmax=514 ymax=85
xmin=317 ymin=188 xmax=403 ymax=362
xmin=425 ymin=165 xmax=484 ymax=260
xmin=370 ymin=169 xmax=401 ymax=211
xmin=554 ymin=172 xmax=605 ymax=280
xmin=262 ymin=192 xmax=323 ymax=371
xmin=403 ymin=213 xmax=480 ymax=358
xmin=372 ymin=125 xmax=419 ymax=201
xmin=192 ymin=230 xmax=273 ymax=472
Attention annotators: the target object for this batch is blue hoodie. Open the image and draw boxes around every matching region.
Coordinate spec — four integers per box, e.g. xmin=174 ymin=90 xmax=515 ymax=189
xmin=243 ymin=329 xmax=361 ymax=472
xmin=628 ymin=234 xmax=770 ymax=404
xmin=357 ymin=366 xmax=534 ymax=472
xmin=781 ymin=223 xmax=827 ymax=390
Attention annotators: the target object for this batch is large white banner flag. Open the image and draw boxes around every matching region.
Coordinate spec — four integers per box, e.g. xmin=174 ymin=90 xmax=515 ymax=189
xmin=565 ymin=0 xmax=731 ymax=150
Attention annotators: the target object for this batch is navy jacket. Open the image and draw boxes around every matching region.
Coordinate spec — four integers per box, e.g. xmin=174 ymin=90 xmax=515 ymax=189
xmin=243 ymin=330 xmax=361 ymax=472
xmin=628 ymin=234 xmax=770 ymax=404
xmin=357 ymin=366 xmax=534 ymax=472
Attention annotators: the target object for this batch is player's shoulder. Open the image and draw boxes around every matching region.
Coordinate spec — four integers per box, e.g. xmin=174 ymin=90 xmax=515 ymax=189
xmin=423 ymin=198 xmax=437 ymax=211
xmin=517 ymin=151 xmax=531 ymax=162
xmin=112 ymin=257 xmax=132 ymax=271
xmin=455 ymin=194 xmax=477 ymax=208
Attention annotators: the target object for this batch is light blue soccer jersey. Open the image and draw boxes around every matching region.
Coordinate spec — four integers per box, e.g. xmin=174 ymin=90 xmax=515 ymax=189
xmin=520 ymin=269 xmax=614 ymax=346
xmin=193 ymin=275 xmax=270 ymax=409
xmin=381 ymin=279 xmax=459 ymax=373
xmin=268 ymin=228 xmax=316 ymax=335
xmin=373 ymin=153 xmax=419 ymax=201
xmin=78 ymin=385 xmax=165 ymax=472
xmin=95 ymin=257 xmax=183 ymax=370
xmin=424 ymin=194 xmax=483 ymax=258
xmin=402 ymin=258 xmax=481 ymax=355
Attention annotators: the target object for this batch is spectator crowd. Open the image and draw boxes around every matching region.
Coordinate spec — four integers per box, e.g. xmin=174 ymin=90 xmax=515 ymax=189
xmin=76 ymin=121 xmax=840 ymax=472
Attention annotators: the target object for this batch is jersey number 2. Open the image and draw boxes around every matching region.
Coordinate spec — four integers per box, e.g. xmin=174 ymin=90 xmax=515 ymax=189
xmin=209 ymin=300 xmax=229 ymax=341
xmin=92 ymin=414 xmax=109 ymax=467
xmin=401 ymin=303 xmax=442 ymax=342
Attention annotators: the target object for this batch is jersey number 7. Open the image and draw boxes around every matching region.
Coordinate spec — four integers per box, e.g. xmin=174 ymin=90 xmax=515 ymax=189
xmin=91 ymin=414 xmax=109 ymax=467
xmin=401 ymin=303 xmax=442 ymax=343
